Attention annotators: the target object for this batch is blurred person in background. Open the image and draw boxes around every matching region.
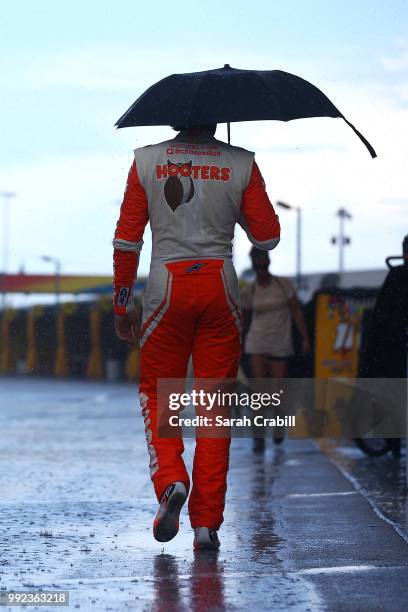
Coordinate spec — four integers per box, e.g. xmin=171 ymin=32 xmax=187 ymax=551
xmin=241 ymin=247 xmax=311 ymax=452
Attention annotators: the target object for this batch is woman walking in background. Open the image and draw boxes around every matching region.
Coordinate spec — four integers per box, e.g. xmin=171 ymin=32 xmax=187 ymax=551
xmin=241 ymin=247 xmax=311 ymax=452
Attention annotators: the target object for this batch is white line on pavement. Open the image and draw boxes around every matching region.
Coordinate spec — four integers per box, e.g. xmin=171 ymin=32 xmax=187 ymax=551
xmin=319 ymin=446 xmax=408 ymax=546
xmin=286 ymin=491 xmax=357 ymax=498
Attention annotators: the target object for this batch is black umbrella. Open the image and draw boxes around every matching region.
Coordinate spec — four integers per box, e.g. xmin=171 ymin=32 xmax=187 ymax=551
xmin=115 ymin=64 xmax=376 ymax=158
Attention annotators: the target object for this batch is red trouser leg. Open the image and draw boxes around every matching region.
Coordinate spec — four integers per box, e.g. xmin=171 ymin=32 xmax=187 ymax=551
xmin=139 ymin=269 xmax=194 ymax=501
xmin=188 ymin=263 xmax=241 ymax=530
xmin=139 ymin=259 xmax=241 ymax=525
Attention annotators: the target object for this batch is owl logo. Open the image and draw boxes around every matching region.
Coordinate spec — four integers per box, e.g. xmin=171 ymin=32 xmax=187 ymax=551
xmin=164 ymin=160 xmax=195 ymax=212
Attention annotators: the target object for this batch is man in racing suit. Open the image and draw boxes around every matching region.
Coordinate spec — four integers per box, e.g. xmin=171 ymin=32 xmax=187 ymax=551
xmin=113 ymin=125 xmax=280 ymax=549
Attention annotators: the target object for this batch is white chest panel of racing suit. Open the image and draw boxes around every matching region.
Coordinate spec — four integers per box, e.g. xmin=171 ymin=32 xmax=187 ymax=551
xmin=134 ymin=133 xmax=254 ymax=263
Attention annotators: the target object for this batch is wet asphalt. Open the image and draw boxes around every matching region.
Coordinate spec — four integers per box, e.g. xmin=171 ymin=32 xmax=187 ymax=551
xmin=1 ymin=378 xmax=408 ymax=611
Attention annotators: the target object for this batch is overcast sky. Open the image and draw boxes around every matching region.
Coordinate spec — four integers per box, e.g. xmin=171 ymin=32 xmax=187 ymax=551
xmin=1 ymin=0 xmax=407 ymax=287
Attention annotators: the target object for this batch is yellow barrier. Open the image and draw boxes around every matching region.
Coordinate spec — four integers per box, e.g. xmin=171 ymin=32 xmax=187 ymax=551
xmin=26 ymin=306 xmax=43 ymax=373
xmin=54 ymin=308 xmax=69 ymax=377
xmin=86 ymin=307 xmax=104 ymax=379
xmin=314 ymin=293 xmax=363 ymax=378
xmin=0 ymin=309 xmax=17 ymax=373
xmin=314 ymin=293 xmax=373 ymax=436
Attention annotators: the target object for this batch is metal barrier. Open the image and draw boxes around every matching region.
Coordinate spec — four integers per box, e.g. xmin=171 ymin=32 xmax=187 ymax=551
xmin=0 ymin=298 xmax=140 ymax=380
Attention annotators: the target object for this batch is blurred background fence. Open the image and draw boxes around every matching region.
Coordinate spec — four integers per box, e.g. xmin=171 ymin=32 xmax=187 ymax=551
xmin=0 ymin=287 xmax=379 ymax=381
xmin=0 ymin=297 xmax=139 ymax=381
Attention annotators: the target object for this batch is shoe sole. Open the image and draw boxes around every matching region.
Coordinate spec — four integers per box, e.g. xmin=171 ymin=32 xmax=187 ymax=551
xmin=153 ymin=491 xmax=187 ymax=543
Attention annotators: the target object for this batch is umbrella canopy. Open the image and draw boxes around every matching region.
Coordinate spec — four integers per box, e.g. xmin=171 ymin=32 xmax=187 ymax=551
xmin=115 ymin=65 xmax=376 ymax=158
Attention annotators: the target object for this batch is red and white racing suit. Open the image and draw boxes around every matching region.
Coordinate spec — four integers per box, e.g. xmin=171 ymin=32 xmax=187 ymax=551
xmin=113 ymin=131 xmax=280 ymax=530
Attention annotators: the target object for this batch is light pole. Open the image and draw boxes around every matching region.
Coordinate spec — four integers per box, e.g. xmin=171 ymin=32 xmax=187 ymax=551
xmin=1 ymin=191 xmax=17 ymax=310
xmin=42 ymin=255 xmax=61 ymax=306
xmin=331 ymin=208 xmax=352 ymax=280
xmin=277 ymin=200 xmax=302 ymax=290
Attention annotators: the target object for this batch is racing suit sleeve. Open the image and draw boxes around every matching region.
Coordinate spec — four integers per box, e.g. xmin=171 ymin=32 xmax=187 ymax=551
xmin=112 ymin=161 xmax=149 ymax=315
xmin=238 ymin=160 xmax=280 ymax=250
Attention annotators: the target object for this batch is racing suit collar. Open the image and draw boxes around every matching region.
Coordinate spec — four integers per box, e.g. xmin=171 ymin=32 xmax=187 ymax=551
xmin=174 ymin=129 xmax=216 ymax=143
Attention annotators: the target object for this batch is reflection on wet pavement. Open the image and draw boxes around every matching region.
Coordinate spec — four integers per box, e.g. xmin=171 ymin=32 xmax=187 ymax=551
xmin=248 ymin=453 xmax=284 ymax=564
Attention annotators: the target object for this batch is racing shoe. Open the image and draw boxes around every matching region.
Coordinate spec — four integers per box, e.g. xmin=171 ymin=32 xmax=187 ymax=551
xmin=193 ymin=527 xmax=220 ymax=551
xmin=153 ymin=482 xmax=187 ymax=542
